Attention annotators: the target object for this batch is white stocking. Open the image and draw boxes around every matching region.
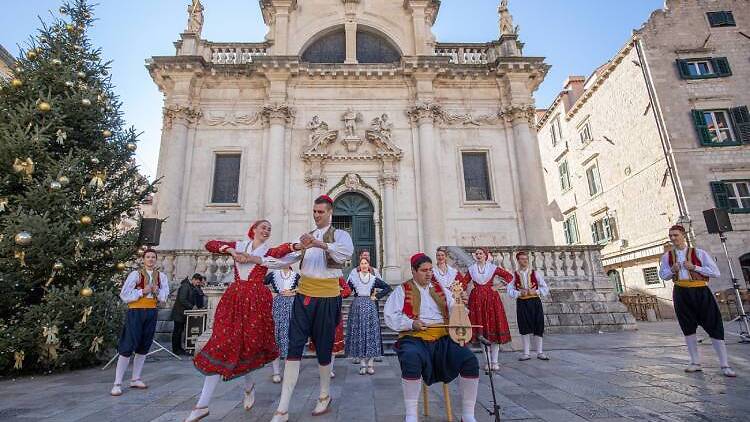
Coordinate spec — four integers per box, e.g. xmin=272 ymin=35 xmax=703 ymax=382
xmin=330 ymin=354 xmax=335 ymax=375
xmin=276 ymin=360 xmax=300 ymax=413
xmin=711 ymin=338 xmax=730 ymax=367
xmin=459 ymin=376 xmax=479 ymax=422
xmin=318 ymin=364 xmax=332 ymax=398
xmin=244 ymin=373 xmax=254 ymax=392
xmin=522 ymin=335 xmax=531 ymax=356
xmin=131 ymin=354 xmax=146 ymax=381
xmin=401 ymin=378 xmax=421 ymax=420
xmin=196 ymin=375 xmax=220 ymax=408
xmin=534 ymin=336 xmax=544 ymax=354
xmin=113 ymin=355 xmax=130 ymax=385
xmin=685 ymin=334 xmax=700 ymax=365
xmin=490 ymin=344 xmax=500 ymax=365
xmin=272 ymin=358 xmax=281 ymax=375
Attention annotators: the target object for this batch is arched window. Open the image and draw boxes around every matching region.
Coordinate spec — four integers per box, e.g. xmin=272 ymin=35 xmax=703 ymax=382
xmin=608 ymin=270 xmax=623 ymax=293
xmin=301 ymin=28 xmax=401 ymax=64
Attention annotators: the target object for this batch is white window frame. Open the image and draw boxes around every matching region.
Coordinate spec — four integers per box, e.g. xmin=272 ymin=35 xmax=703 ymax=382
xmin=563 ymin=214 xmax=579 ymax=245
xmin=703 ymin=110 xmax=736 ymax=144
xmin=550 ymin=116 xmax=561 ymax=147
xmin=726 ymin=181 xmax=750 ymax=210
xmin=207 ymin=150 xmax=244 ymax=207
xmin=643 ymin=267 xmax=662 ymax=287
xmin=558 ymin=160 xmax=571 ymax=192
xmin=458 ymin=148 xmax=498 ymax=206
xmin=586 ymin=162 xmax=603 ymax=197
xmin=686 ymin=60 xmax=715 ymax=77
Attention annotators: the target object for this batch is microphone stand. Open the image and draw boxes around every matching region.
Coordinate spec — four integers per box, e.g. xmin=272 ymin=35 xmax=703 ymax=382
xmin=478 ymin=336 xmax=502 ymax=422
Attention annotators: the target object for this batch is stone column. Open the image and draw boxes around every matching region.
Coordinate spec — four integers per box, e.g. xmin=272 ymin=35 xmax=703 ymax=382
xmin=380 ymin=161 xmax=400 ymax=283
xmin=408 ymin=102 xmax=444 ymax=254
xmin=261 ymin=104 xmax=295 ymax=233
xmin=194 ymin=285 xmax=227 ymax=354
xmin=506 ymin=105 xmax=553 ymax=245
xmin=344 ymin=18 xmax=357 ymax=64
xmin=156 ymin=105 xmax=201 ymax=249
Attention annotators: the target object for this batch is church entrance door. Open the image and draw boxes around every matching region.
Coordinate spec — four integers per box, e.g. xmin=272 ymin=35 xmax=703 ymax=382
xmin=332 ymin=192 xmax=376 ymax=278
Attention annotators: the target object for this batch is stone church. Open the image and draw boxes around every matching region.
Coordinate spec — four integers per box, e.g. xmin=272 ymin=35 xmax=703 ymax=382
xmin=148 ymin=0 xmax=553 ymax=282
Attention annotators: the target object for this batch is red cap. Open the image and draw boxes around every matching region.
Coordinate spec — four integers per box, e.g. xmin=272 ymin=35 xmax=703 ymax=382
xmin=410 ymin=252 xmax=428 ymax=268
xmin=317 ymin=195 xmax=334 ymax=205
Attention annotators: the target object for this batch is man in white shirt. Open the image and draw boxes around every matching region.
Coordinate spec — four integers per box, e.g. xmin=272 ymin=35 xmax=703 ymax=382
xmin=384 ymin=253 xmax=480 ymax=422
xmin=507 ymin=251 xmax=550 ymax=361
xmin=659 ymin=224 xmax=735 ymax=377
xmin=265 ymin=195 xmax=355 ymax=421
xmin=110 ymin=249 xmax=170 ymax=396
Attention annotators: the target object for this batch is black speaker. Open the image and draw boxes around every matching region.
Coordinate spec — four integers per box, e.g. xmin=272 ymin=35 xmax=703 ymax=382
xmin=138 ymin=218 xmax=162 ymax=246
xmin=703 ymin=208 xmax=732 ymax=234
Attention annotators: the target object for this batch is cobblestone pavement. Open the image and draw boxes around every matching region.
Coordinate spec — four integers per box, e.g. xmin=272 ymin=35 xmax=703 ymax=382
xmin=1 ymin=321 xmax=749 ymax=421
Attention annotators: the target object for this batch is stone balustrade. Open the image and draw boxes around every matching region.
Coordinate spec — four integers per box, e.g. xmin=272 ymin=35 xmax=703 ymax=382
xmin=434 ymin=43 xmax=489 ymax=64
xmin=206 ymin=42 xmax=268 ymax=64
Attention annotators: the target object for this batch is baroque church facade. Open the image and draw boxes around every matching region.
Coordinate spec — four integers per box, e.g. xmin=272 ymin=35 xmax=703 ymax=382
xmin=148 ymin=0 xmax=553 ymax=281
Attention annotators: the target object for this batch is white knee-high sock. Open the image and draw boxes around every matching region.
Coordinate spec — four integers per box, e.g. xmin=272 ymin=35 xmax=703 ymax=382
xmin=522 ymin=335 xmax=531 ymax=356
xmin=114 ymin=355 xmax=130 ymax=385
xmin=360 ymin=358 xmax=368 ymax=368
xmin=196 ymin=375 xmax=220 ymax=408
xmin=534 ymin=336 xmax=544 ymax=354
xmin=272 ymin=358 xmax=281 ymax=375
xmin=459 ymin=376 xmax=479 ymax=422
xmin=367 ymin=357 xmax=374 ymax=367
xmin=490 ymin=344 xmax=500 ymax=365
xmin=244 ymin=373 xmax=254 ymax=392
xmin=711 ymin=338 xmax=730 ymax=367
xmin=318 ymin=364 xmax=332 ymax=398
xmin=277 ymin=360 xmax=301 ymax=413
xmin=685 ymin=335 xmax=701 ymax=365
xmin=131 ymin=354 xmax=146 ymax=380
xmin=401 ymin=378 xmax=421 ymax=418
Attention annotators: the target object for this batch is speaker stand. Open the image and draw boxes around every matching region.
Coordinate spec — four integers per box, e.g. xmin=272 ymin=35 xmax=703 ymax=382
xmin=718 ymin=232 xmax=750 ymax=343
xmin=101 ymin=340 xmax=182 ymax=370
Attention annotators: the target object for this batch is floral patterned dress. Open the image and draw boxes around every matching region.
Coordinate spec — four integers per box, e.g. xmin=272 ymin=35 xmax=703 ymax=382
xmin=462 ymin=262 xmax=513 ymax=344
xmin=193 ymin=240 xmax=293 ymax=380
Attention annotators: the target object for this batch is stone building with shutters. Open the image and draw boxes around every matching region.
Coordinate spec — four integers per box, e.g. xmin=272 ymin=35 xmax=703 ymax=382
xmin=147 ymin=0 xmax=554 ymax=282
xmin=536 ymin=0 xmax=750 ymax=315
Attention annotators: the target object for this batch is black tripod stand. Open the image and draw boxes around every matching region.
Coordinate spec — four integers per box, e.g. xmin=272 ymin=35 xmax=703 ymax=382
xmin=477 ymin=335 xmax=502 ymax=422
xmin=718 ymin=232 xmax=750 ymax=343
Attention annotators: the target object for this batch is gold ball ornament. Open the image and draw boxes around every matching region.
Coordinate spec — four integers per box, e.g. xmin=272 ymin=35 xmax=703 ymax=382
xmin=49 ymin=180 xmax=62 ymax=190
xmin=126 ymin=142 xmax=137 ymax=152
xmin=26 ymin=51 xmax=37 ymax=60
xmin=53 ymin=262 xmax=64 ymax=271
xmin=65 ymin=81 xmax=75 ymax=88
xmin=79 ymin=287 xmax=93 ymax=297
xmin=116 ymin=262 xmax=127 ymax=271
xmin=81 ymin=98 xmax=91 ymax=106
xmin=102 ymin=130 xmax=112 ymax=138
xmin=66 ymin=24 xmax=75 ymax=33
xmin=37 ymin=102 xmax=51 ymax=112
xmin=90 ymin=157 xmax=100 ymax=165
xmin=11 ymin=79 xmax=23 ymax=88
xmin=79 ymin=215 xmax=92 ymax=225
xmin=51 ymin=59 xmax=62 ymax=66
xmin=77 ymin=71 xmax=86 ymax=79
xmin=14 ymin=231 xmax=32 ymax=246
xmin=58 ymin=175 xmax=70 ymax=185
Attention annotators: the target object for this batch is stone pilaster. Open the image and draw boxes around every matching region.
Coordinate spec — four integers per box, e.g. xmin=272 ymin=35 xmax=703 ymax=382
xmin=261 ymin=103 xmax=295 ymax=235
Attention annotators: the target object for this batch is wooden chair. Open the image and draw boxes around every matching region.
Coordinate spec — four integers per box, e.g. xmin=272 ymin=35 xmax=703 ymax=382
xmin=421 ymin=382 xmax=453 ymax=421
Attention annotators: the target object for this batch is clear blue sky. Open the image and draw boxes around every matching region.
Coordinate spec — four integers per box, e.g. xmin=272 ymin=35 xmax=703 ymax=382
xmin=1 ymin=0 xmax=663 ymax=179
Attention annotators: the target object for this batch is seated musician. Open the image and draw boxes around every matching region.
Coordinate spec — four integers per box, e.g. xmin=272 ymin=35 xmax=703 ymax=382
xmin=384 ymin=253 xmax=479 ymax=422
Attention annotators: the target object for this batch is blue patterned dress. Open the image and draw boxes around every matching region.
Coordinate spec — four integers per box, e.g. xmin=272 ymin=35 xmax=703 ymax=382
xmin=344 ymin=271 xmax=393 ymax=358
xmin=264 ymin=270 xmax=300 ymax=358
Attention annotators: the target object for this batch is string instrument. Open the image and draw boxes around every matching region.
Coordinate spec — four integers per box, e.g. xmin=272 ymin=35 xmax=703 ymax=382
xmin=447 ymin=281 xmax=479 ymax=346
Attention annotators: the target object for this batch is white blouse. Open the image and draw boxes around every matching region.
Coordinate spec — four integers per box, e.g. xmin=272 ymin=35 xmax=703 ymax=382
xmin=467 ymin=262 xmax=498 ymax=285
xmin=233 ymin=240 xmax=270 ymax=280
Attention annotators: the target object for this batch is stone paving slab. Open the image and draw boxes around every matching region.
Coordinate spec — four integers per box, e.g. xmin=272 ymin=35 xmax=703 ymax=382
xmin=1 ymin=321 xmax=749 ymax=422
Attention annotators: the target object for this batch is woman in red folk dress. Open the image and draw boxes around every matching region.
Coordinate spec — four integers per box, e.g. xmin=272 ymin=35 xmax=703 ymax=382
xmin=462 ymin=248 xmax=513 ymax=372
xmin=309 ymin=277 xmax=351 ymax=378
xmin=185 ymin=220 xmax=294 ymax=422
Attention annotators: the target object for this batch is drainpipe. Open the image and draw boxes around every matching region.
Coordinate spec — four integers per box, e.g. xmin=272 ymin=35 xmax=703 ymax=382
xmin=634 ymin=36 xmax=690 ymax=225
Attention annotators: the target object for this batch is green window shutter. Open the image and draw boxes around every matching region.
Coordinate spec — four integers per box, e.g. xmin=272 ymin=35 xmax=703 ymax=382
xmin=710 ymin=181 xmax=730 ymax=209
xmin=692 ymin=110 xmax=713 ymax=145
xmin=712 ymin=57 xmax=732 ymax=77
xmin=676 ymin=59 xmax=692 ymax=79
xmin=730 ymin=106 xmax=750 ymax=143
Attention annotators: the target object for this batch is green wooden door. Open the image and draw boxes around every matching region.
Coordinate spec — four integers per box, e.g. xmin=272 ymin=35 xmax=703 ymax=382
xmin=332 ymin=192 xmax=376 ymax=277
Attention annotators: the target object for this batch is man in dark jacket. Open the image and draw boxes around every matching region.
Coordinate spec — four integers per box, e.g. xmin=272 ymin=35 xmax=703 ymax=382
xmin=171 ymin=273 xmax=204 ymax=355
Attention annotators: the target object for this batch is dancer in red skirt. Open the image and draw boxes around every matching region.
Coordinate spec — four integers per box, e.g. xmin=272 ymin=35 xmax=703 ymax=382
xmin=184 ymin=220 xmax=294 ymax=422
xmin=462 ymin=248 xmax=513 ymax=372
xmin=309 ymin=277 xmax=351 ymax=378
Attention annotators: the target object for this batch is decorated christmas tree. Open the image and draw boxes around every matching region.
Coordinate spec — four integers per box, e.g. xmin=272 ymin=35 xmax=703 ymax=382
xmin=0 ymin=0 xmax=156 ymax=374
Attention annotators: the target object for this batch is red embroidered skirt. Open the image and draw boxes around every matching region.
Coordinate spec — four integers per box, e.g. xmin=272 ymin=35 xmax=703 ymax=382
xmin=194 ymin=279 xmax=279 ymax=380
xmin=309 ymin=319 xmax=346 ymax=355
xmin=468 ymin=283 xmax=511 ymax=344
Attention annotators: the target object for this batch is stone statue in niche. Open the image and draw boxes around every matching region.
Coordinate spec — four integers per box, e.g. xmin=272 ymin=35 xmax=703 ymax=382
xmin=341 ymin=108 xmax=364 ymax=152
